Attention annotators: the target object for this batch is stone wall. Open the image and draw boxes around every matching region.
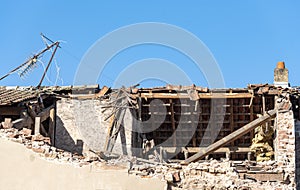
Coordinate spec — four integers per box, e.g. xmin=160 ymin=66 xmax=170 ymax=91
xmin=295 ymin=120 xmax=300 ymax=189
xmin=55 ymin=98 xmax=133 ymax=156
xmin=274 ymin=109 xmax=296 ymax=188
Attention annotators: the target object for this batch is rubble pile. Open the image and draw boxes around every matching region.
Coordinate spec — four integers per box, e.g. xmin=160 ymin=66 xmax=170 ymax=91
xmin=0 ymin=128 xmax=100 ymax=167
xmin=129 ymin=159 xmax=293 ymax=190
xmin=0 ymin=128 xmax=295 ymax=189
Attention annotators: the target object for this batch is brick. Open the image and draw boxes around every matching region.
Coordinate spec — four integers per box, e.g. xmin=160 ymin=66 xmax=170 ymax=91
xmin=172 ymin=171 xmax=181 ymax=182
xmin=32 ymin=148 xmax=45 ymax=154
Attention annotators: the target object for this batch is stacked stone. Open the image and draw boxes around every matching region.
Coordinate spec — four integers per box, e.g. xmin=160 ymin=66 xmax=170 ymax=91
xmin=274 ymin=109 xmax=296 ymax=188
xmin=295 ymin=120 xmax=300 ymax=189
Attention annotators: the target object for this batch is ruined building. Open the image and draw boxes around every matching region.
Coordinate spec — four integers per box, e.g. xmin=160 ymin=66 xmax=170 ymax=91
xmin=0 ymin=62 xmax=299 ymax=189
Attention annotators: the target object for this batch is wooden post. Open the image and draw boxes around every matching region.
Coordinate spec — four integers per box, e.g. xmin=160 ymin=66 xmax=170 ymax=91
xmin=192 ymin=100 xmax=198 ymax=147
xmin=262 ymin=95 xmax=266 ymax=115
xmin=170 ymin=99 xmax=176 ymax=147
xmin=230 ymin=99 xmax=234 ymax=146
xmin=250 ymin=98 xmax=254 ymax=144
xmin=34 ymin=117 xmax=41 ymax=135
xmin=49 ymin=107 xmax=55 ymax=145
xmin=262 ymin=94 xmax=269 ymax=129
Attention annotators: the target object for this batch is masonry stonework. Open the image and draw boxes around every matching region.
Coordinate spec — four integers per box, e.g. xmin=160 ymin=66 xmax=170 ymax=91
xmin=295 ymin=120 xmax=300 ymax=189
xmin=274 ymin=109 xmax=296 ymax=188
xmin=55 ymin=98 xmax=133 ymax=156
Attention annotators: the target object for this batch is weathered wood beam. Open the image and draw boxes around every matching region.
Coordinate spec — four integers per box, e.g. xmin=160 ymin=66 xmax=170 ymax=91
xmin=0 ymin=107 xmax=23 ymax=116
xmin=96 ymin=86 xmax=109 ymax=97
xmin=170 ymin=99 xmax=176 ymax=147
xmin=163 ymin=147 xmax=251 ymax=154
xmin=12 ymin=118 xmax=24 ymax=128
xmin=139 ymin=92 xmax=253 ymax=99
xmin=27 ymin=105 xmax=47 ymax=134
xmin=186 ymin=147 xmax=251 ymax=153
xmin=37 ymin=105 xmax=55 ymax=122
xmin=104 ymin=115 xmax=115 ymax=151
xmin=27 ymin=106 xmax=37 ymax=118
xmin=66 ymin=91 xmax=256 ymax=100
xmin=106 ymin=108 xmax=126 ymax=152
xmin=182 ymin=109 xmax=277 ymax=164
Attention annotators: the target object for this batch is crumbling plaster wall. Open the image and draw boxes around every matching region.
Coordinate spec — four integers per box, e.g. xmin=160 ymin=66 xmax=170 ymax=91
xmin=55 ymin=98 xmax=133 ymax=156
xmin=0 ymin=138 xmax=166 ymax=190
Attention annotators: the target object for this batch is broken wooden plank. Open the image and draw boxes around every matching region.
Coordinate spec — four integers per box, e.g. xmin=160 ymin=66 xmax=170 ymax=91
xmin=12 ymin=118 xmax=25 ymax=129
xmin=96 ymin=86 xmax=109 ymax=97
xmin=106 ymin=108 xmax=127 ymax=152
xmin=104 ymin=115 xmax=115 ymax=151
xmin=182 ymin=109 xmax=277 ymax=164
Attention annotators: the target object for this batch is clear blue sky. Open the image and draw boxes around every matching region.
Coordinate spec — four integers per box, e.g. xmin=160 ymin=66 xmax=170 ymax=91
xmin=0 ymin=1 xmax=299 ymax=88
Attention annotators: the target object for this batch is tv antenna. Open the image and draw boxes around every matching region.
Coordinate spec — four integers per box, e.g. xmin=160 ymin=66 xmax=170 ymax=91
xmin=0 ymin=34 xmax=60 ymax=89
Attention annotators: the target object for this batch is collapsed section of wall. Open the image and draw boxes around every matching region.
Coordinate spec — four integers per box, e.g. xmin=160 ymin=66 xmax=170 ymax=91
xmin=0 ymin=137 xmax=166 ymax=190
xmin=55 ymin=98 xmax=133 ymax=156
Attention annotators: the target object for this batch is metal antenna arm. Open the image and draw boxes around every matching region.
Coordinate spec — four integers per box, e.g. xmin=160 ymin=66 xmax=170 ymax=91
xmin=37 ymin=42 xmax=60 ymax=88
xmin=0 ymin=42 xmax=59 ymax=81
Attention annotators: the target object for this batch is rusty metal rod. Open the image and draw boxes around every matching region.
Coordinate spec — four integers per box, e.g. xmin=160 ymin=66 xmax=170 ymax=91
xmin=37 ymin=42 xmax=60 ymax=88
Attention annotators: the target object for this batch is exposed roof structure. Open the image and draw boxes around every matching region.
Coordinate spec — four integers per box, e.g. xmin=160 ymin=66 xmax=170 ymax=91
xmin=0 ymin=85 xmax=100 ymax=106
xmin=0 ymin=84 xmax=299 ymax=106
xmin=0 ymin=87 xmax=39 ymax=105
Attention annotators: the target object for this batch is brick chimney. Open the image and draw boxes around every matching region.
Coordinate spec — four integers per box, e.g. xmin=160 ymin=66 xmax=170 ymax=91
xmin=274 ymin=61 xmax=289 ymax=88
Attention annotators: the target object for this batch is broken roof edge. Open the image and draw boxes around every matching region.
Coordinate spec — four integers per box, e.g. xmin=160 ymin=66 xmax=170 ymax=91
xmin=1 ymin=83 xmax=299 ymax=92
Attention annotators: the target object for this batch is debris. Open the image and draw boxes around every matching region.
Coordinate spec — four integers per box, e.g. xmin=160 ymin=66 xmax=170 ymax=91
xmin=250 ymin=117 xmax=274 ymax=162
xmin=1 ymin=118 xmax=13 ymax=129
xmin=0 ymin=127 xmax=296 ymax=189
xmin=172 ymin=171 xmax=181 ymax=182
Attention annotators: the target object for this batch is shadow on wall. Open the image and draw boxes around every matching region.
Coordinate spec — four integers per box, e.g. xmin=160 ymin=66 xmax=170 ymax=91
xmin=55 ymin=116 xmax=83 ymax=155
